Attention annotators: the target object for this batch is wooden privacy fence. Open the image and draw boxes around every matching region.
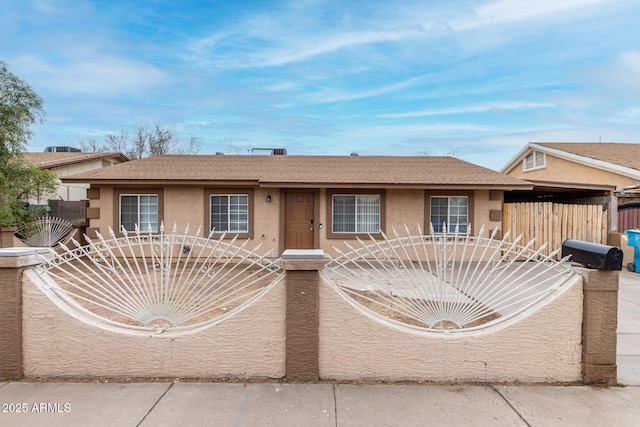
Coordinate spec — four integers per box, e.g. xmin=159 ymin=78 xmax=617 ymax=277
xmin=503 ymin=202 xmax=608 ymax=257
xmin=618 ymin=202 xmax=640 ymax=232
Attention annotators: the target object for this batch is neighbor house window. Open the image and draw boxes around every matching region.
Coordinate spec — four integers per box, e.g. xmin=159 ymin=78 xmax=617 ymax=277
xmin=332 ymin=194 xmax=381 ymax=233
xmin=210 ymin=194 xmax=249 ymax=233
xmin=523 ymin=150 xmax=546 ymax=171
xmin=430 ymin=196 xmax=468 ymax=233
xmin=119 ymin=194 xmax=159 ymax=232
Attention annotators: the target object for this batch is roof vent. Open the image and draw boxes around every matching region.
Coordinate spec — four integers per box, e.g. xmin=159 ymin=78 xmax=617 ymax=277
xmin=350 ymin=152 xmax=359 ymax=156
xmin=215 ymin=152 xmax=225 ymax=155
xmin=44 ymin=146 xmax=81 ymax=153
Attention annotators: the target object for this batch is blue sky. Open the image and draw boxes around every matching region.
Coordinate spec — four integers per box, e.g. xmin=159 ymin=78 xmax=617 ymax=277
xmin=2 ymin=0 xmax=640 ymax=170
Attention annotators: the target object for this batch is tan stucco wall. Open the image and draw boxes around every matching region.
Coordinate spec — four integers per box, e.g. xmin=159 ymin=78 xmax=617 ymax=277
xmin=507 ymin=155 xmax=636 ymax=190
xmin=90 ymin=186 xmax=503 ymax=256
xmin=254 ymin=188 xmax=281 ymax=254
xmin=21 ymin=264 xmax=582 ymax=382
xmin=90 ymin=185 xmax=280 ymax=253
xmin=22 ymin=269 xmax=286 ymax=379
xmin=321 ymin=189 xmax=502 ymax=258
xmin=319 ymin=274 xmax=583 ymax=383
xmin=474 ymin=190 xmax=502 ymax=235
xmin=88 ymin=186 xmax=111 ymax=234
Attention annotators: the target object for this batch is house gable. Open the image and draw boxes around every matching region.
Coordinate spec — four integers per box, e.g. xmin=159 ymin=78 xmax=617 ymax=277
xmin=502 ymin=143 xmax=640 ymax=190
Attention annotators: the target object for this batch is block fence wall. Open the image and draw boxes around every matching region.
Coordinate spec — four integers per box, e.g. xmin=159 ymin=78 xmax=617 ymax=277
xmin=0 ymin=248 xmax=618 ymax=384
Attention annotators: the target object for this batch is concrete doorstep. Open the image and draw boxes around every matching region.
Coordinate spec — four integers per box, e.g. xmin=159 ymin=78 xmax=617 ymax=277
xmin=1 ymin=382 xmax=640 ymax=427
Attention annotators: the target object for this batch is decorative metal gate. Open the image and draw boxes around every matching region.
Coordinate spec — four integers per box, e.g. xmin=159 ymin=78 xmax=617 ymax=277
xmin=14 ymin=216 xmax=74 ymax=247
xmin=322 ymin=223 xmax=576 ymax=333
xmin=35 ymin=223 xmax=283 ymax=332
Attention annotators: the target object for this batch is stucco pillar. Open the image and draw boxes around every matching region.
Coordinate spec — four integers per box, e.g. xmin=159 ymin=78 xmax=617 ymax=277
xmin=281 ymin=249 xmax=325 ymax=381
xmin=580 ymin=269 xmax=619 ymax=385
xmin=0 ymin=248 xmax=50 ymax=380
xmin=0 ymin=226 xmax=17 ymax=248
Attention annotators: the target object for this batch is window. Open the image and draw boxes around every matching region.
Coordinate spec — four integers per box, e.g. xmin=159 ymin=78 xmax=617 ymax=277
xmin=210 ymin=194 xmax=249 ymax=233
xmin=119 ymin=194 xmax=159 ymax=232
xmin=430 ymin=196 xmax=468 ymax=233
xmin=204 ymin=189 xmax=253 ymax=238
xmin=332 ymin=194 xmax=380 ymax=233
xmin=523 ymin=150 xmax=545 ymax=171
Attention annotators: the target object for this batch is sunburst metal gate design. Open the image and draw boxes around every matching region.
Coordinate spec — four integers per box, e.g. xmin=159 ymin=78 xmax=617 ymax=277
xmin=36 ymin=223 xmax=283 ymax=332
xmin=322 ymin=224 xmax=577 ymax=333
xmin=15 ymin=216 xmax=74 ymax=247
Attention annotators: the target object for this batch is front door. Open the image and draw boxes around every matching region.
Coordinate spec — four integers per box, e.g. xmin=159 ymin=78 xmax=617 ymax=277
xmin=285 ymin=192 xmax=314 ymax=249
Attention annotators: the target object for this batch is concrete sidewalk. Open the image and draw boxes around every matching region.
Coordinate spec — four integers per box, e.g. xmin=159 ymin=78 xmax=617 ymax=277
xmin=1 ymin=381 xmax=639 ymax=426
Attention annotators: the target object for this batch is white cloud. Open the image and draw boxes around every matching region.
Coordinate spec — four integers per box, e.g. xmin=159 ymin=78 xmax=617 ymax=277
xmin=620 ymin=51 xmax=640 ymax=75
xmin=307 ymin=76 xmax=423 ymax=104
xmin=186 ymin=25 xmax=431 ymax=69
xmin=346 ymin=123 xmax=495 ymax=138
xmin=12 ymin=54 xmax=170 ymax=97
xmin=455 ymin=0 xmax=621 ymax=30
xmin=581 ymin=50 xmax=640 ymax=98
xmin=378 ymin=101 xmax=555 ymax=118
xmin=607 ymin=106 xmax=640 ymax=123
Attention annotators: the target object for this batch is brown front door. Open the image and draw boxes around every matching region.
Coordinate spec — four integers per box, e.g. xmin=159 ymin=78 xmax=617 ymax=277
xmin=285 ymin=192 xmax=314 ymax=249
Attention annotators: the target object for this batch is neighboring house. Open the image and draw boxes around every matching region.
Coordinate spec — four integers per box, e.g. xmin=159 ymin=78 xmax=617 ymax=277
xmin=501 ymin=142 xmax=640 ymax=250
xmin=62 ymin=154 xmax=531 ymax=256
xmin=501 ymin=142 xmax=640 ymax=192
xmin=24 ymin=151 xmax=129 ymax=203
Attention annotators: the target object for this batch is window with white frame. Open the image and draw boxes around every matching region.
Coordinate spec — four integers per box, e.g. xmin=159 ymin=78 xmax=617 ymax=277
xmin=523 ymin=150 xmax=546 ymax=171
xmin=332 ymin=194 xmax=380 ymax=233
xmin=210 ymin=194 xmax=249 ymax=233
xmin=430 ymin=196 xmax=468 ymax=233
xmin=120 ymin=194 xmax=159 ymax=232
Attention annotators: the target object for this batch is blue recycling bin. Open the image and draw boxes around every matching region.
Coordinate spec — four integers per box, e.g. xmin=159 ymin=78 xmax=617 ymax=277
xmin=625 ymin=229 xmax=640 ymax=272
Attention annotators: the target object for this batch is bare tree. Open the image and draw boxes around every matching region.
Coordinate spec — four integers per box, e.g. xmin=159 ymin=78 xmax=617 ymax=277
xmin=227 ymin=141 xmax=253 ymax=154
xmin=79 ymin=139 xmax=107 ymax=152
xmin=176 ymin=135 xmax=201 ymax=155
xmin=97 ymin=123 xmax=200 ymax=159
xmin=105 ymin=129 xmax=134 ymax=158
xmin=148 ymin=123 xmax=176 ymax=156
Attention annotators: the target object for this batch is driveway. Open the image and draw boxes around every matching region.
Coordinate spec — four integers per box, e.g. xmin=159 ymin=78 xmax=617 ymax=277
xmin=617 ymin=271 xmax=640 ymax=385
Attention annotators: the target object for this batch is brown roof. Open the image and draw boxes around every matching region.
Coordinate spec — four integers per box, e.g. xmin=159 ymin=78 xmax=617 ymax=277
xmin=536 ymin=143 xmax=640 ymax=171
xmin=24 ymin=152 xmax=129 ymax=169
xmin=62 ymin=155 xmax=531 ymax=189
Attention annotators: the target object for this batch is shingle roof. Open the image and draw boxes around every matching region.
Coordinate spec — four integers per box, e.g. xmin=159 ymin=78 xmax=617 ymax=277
xmin=536 ymin=143 xmax=640 ymax=171
xmin=24 ymin=152 xmax=129 ymax=169
xmin=62 ymin=155 xmax=531 ymax=189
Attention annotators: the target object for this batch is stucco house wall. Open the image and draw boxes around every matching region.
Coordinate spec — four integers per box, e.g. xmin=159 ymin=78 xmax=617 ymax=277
xmin=506 ymin=154 xmax=636 ymax=190
xmin=64 ymin=155 xmax=530 ymax=256
xmin=86 ymin=185 xmax=504 ymax=256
